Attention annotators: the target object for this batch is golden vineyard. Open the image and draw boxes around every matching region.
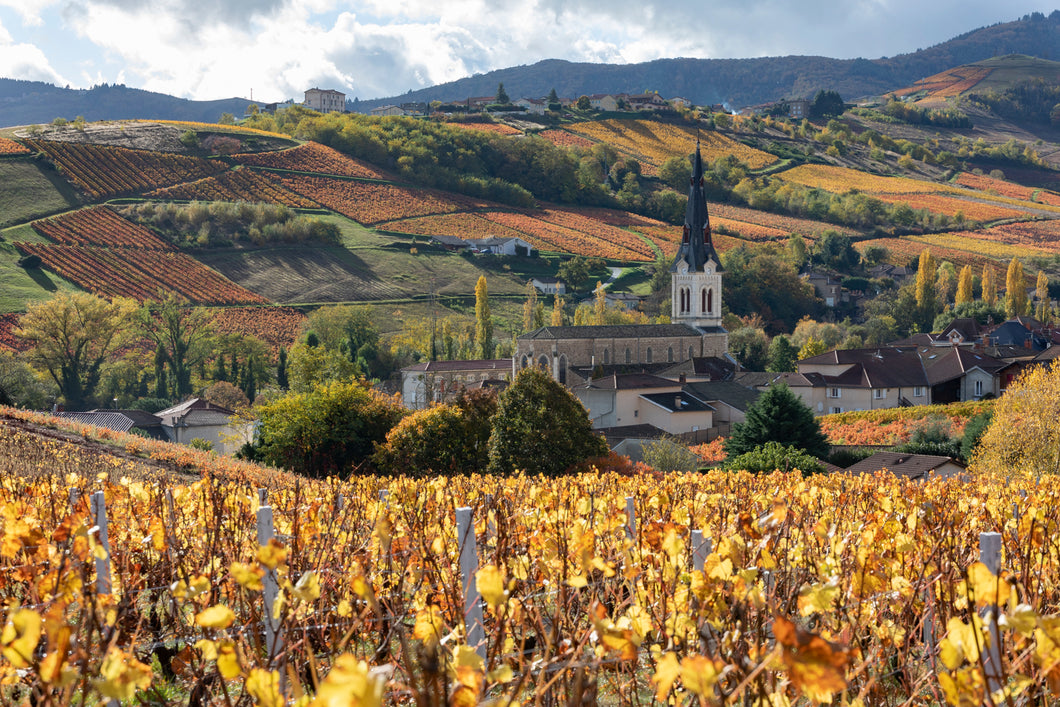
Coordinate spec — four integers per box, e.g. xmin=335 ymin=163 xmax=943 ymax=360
xmin=0 ymin=408 xmax=1057 ymax=706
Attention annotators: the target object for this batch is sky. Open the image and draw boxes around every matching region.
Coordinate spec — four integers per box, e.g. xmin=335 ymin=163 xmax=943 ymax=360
xmin=0 ymin=1 xmax=1055 ymax=102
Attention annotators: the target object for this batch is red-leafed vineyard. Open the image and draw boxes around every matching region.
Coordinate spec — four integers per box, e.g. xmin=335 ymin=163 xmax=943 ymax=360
xmin=0 ymin=136 xmax=30 ymax=155
xmin=273 ymin=173 xmax=485 ymax=224
xmin=478 ymin=211 xmax=652 ymax=261
xmin=232 ymin=142 xmax=391 ymax=180
xmin=145 ymin=169 xmax=318 ymax=207
xmin=14 ymin=243 xmax=267 ymax=305
xmin=448 ymin=121 xmax=523 ymax=136
xmin=208 ymin=306 xmax=307 ymax=353
xmin=0 ymin=314 xmax=30 ymax=352
xmin=24 ymin=139 xmax=227 ymax=199
xmin=31 ymin=206 xmax=172 ymax=250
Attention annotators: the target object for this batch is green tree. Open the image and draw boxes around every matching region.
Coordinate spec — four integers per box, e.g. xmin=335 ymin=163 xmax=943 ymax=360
xmin=16 ymin=292 xmax=137 ymax=409
xmin=798 ymin=336 xmax=826 ymax=360
xmin=659 ymin=155 xmax=692 ymax=190
xmin=253 ymin=379 xmax=405 ymax=477
xmin=766 ymin=335 xmax=799 ymax=372
xmin=0 ymin=350 xmax=55 ymax=409
xmin=576 ymin=95 xmax=591 ymax=111
xmin=551 ymin=295 xmax=564 ymax=327
xmin=812 ymin=231 xmax=860 ymax=271
xmin=723 ymin=383 xmax=830 ymax=459
xmin=936 ymin=261 xmax=957 ymax=306
xmin=495 ymin=83 xmax=510 ymax=104
xmin=728 ymin=327 xmax=770 ymax=371
xmin=547 ymin=88 xmax=560 ymax=106
xmin=810 ymin=90 xmax=845 ymax=119
xmin=373 ymin=388 xmax=497 ymax=476
xmin=287 ymin=335 xmax=357 ymax=393
xmin=1005 ymin=258 xmax=1028 ymax=318
xmin=139 ymin=293 xmax=216 ymax=399
xmin=1036 ymin=270 xmax=1050 ymax=322
xmin=487 ymin=367 xmax=607 ymax=476
xmin=523 ymin=280 xmax=539 ymax=332
xmin=475 ymin=276 xmax=495 ymax=359
xmin=724 ymin=441 xmax=825 ymax=475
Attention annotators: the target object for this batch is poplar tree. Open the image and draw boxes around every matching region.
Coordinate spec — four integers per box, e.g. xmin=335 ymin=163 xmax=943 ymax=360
xmin=955 ymin=265 xmax=974 ymax=305
xmin=551 ymin=295 xmax=564 ymax=326
xmin=593 ymin=282 xmax=606 ymax=325
xmin=915 ymin=249 xmax=937 ymax=310
xmin=522 ymin=281 xmax=538 ymax=332
xmin=982 ymin=263 xmax=997 ymax=305
xmin=1036 ymin=270 xmax=1050 ymax=322
xmin=475 ymin=276 xmax=495 ymax=359
xmin=1005 ymin=258 xmax=1027 ymax=319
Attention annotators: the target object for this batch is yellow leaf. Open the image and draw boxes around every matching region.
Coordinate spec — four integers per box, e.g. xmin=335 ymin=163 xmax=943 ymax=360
xmin=258 ymin=539 xmax=288 ymax=570
xmin=0 ymin=608 xmax=41 ymax=668
xmin=798 ymin=583 xmax=839 ymax=616
xmin=1000 ymin=604 xmax=1037 ymax=637
xmin=708 ymin=557 xmax=733 ymax=580
xmin=246 ymin=668 xmax=283 ymax=707
xmin=453 ymin=644 xmax=484 ymax=671
xmin=774 ymin=616 xmax=849 ymax=703
xmin=476 ymin=565 xmax=506 ymax=611
xmin=195 ymin=639 xmax=217 ymax=661
xmin=309 ymin=654 xmax=386 ymax=707
xmin=939 ymin=637 xmax=963 ymax=671
xmin=292 ymin=571 xmax=321 ymax=602
xmin=195 ymin=605 xmax=236 ymax=630
xmin=413 ymin=606 xmax=446 ymax=647
xmin=681 ymin=654 xmax=722 ymax=696
xmin=231 ymin=562 xmax=265 ymax=591
xmin=94 ymin=648 xmax=152 ymax=700
xmin=217 ymin=640 xmax=242 ymax=680
xmin=337 ymin=599 xmax=352 ymax=618
xmin=968 ymin=562 xmax=1009 ymax=607
xmin=652 ymin=651 xmax=681 ymax=701
xmin=487 ymin=664 xmax=514 ymax=684
xmin=567 ymin=573 xmax=588 ymax=588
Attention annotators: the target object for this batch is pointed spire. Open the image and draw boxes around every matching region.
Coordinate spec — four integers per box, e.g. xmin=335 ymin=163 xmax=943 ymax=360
xmin=670 ymin=140 xmax=721 ymax=273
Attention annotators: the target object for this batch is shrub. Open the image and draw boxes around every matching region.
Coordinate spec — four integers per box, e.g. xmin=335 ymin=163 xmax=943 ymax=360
xmin=724 ymin=441 xmax=825 ymax=475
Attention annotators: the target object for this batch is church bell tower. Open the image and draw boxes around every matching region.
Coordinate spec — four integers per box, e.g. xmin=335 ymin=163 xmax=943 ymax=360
xmin=671 ymin=141 xmax=724 ymax=329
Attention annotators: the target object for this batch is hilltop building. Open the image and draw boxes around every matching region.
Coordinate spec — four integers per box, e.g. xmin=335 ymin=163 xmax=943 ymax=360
xmin=304 ymin=88 xmax=346 ymax=113
xmin=514 ymin=141 xmax=728 ymax=386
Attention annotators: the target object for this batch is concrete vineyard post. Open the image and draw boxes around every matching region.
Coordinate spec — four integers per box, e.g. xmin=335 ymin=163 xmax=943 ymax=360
xmin=456 ymin=506 xmax=486 ymax=660
xmin=90 ymin=491 xmax=112 ymax=596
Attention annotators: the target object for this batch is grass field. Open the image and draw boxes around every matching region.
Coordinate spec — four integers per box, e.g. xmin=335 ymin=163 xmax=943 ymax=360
xmin=0 ymin=241 xmax=78 ymax=313
xmin=0 ymin=159 xmax=79 ymax=228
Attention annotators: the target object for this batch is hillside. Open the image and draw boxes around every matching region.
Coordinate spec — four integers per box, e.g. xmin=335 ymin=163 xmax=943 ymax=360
xmin=356 ymin=12 xmax=1060 ymax=110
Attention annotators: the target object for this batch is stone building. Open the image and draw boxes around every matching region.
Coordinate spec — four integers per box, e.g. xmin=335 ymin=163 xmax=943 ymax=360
xmin=515 ymin=141 xmax=728 ymax=385
xmin=304 ymin=88 xmax=346 ymax=113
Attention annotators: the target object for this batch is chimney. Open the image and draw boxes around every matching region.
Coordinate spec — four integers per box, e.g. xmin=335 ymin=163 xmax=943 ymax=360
xmin=675 ymin=395 xmax=682 ymax=410
xmin=679 ymin=373 xmax=687 ymax=384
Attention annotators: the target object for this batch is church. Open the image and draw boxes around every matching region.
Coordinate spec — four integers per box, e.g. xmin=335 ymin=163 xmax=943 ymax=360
xmin=514 ymin=142 xmax=729 ymax=385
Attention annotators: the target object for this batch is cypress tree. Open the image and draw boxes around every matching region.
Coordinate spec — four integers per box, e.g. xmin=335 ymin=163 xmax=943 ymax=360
xmin=723 ymin=382 xmax=830 ymax=460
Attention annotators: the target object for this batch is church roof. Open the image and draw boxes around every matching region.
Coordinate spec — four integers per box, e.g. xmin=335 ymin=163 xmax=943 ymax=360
xmin=518 ymin=324 xmax=708 ymax=340
xmin=670 ymin=141 xmax=723 ymax=274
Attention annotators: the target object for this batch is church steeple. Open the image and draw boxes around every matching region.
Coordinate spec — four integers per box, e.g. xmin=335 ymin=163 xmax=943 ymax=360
xmin=670 ymin=140 xmax=724 ymax=329
xmin=670 ymin=141 xmax=722 ymax=274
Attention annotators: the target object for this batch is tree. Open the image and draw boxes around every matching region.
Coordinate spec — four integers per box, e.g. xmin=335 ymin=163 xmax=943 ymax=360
xmin=915 ymin=249 xmax=937 ymax=310
xmin=813 ymin=231 xmax=859 ymax=271
xmin=373 ymin=388 xmax=497 ymax=476
xmin=475 ymin=276 xmax=495 ymax=359
xmin=287 ymin=334 xmax=357 ymax=393
xmin=935 ymin=261 xmax=957 ymax=306
xmin=810 ymin=90 xmax=845 ymax=119
xmin=487 ymin=367 xmax=608 ymax=476
xmin=551 ymin=295 xmax=564 ymax=326
xmin=1005 ymin=258 xmax=1028 ymax=318
xmin=576 ymin=95 xmax=591 ymax=111
xmin=723 ymin=383 xmax=830 ymax=459
xmin=139 ymin=293 xmax=216 ymax=399
xmin=495 ymin=83 xmax=510 ymax=105
xmin=0 ymin=350 xmax=55 ymax=409
xmin=558 ymin=256 xmax=605 ymax=291
xmin=728 ymin=327 xmax=770 ymax=371
xmin=971 ymin=359 xmax=1060 ymax=477
xmin=253 ymin=379 xmax=405 ymax=477
xmin=724 ymin=441 xmax=825 ymax=475
xmin=659 ymin=155 xmax=692 ymax=190
xmin=276 ymin=347 xmax=289 ymax=390
xmin=593 ymin=282 xmax=606 ymax=325
xmin=547 ymin=87 xmax=560 ymax=105
xmin=798 ymin=336 xmax=826 ymax=360
xmin=204 ymin=381 xmax=250 ymax=411
xmin=955 ymin=265 xmax=974 ymax=305
xmin=1036 ymin=270 xmax=1050 ymax=322
xmin=16 ymin=292 xmax=137 ymax=409
xmin=523 ymin=280 xmax=539 ymax=332
xmin=767 ymin=335 xmax=799 ymax=372
xmin=982 ymin=263 xmax=997 ymax=305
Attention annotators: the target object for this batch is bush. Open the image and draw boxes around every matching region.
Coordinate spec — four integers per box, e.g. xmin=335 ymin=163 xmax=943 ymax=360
xmin=827 ymin=447 xmax=876 ymax=468
xmin=189 ymin=438 xmax=214 ymax=452
xmin=961 ymin=411 xmax=993 ymax=462
xmin=641 ymin=438 xmax=701 ymax=473
xmin=724 ymin=441 xmax=825 ymax=475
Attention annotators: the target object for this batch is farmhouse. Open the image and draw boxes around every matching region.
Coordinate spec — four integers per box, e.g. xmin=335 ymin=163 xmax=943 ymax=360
xmin=154 ymin=398 xmax=253 ymax=455
xmin=400 ymin=359 xmax=513 ymax=410
xmin=304 ymin=88 xmax=346 ymax=113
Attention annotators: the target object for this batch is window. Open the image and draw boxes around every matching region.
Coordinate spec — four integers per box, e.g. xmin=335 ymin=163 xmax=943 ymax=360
xmin=646 ymin=348 xmax=653 ymax=363
xmin=688 ymin=346 xmax=694 ymax=360
xmin=913 ymin=386 xmax=924 ymax=397
xmin=520 ymin=355 xmax=528 ymax=369
xmin=831 ymin=407 xmax=842 ymax=414
xmin=558 ymin=355 xmax=567 ymax=385
xmin=828 ymin=387 xmax=841 ymax=398
xmin=706 ymin=288 xmax=714 ymax=314
xmin=975 ymin=379 xmax=983 ymax=397
xmin=538 ymin=355 xmax=549 ymax=369
xmin=603 ymin=349 xmax=610 ymax=365
xmin=625 ymin=348 xmax=632 ymax=364
xmin=667 ymin=347 xmax=674 ymax=363
xmin=874 ymin=389 xmax=886 ymax=399
xmin=701 ymin=288 xmax=707 ymax=314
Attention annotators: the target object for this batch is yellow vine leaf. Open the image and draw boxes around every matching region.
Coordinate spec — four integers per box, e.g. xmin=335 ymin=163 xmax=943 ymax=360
xmin=652 ymin=651 xmax=681 ymax=701
xmin=968 ymin=562 xmax=1010 ymax=607
xmin=292 ymin=571 xmax=321 ymax=602
xmin=195 ymin=605 xmax=236 ymax=630
xmin=475 ymin=565 xmax=506 ymax=612
xmin=774 ymin=616 xmax=849 ymax=703
xmin=309 ymin=654 xmax=385 ymax=707
xmin=231 ymin=562 xmax=265 ymax=591
xmin=246 ymin=668 xmax=284 ymax=707
xmin=258 ymin=539 xmax=288 ymax=570
xmin=0 ymin=608 xmax=41 ymax=668
xmin=94 ymin=648 xmax=152 ymax=701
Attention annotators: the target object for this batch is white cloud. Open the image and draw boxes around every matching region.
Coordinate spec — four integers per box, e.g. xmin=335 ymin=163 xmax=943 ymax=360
xmin=0 ymin=16 xmax=69 ymax=83
xmin=0 ymin=0 xmax=57 ymax=26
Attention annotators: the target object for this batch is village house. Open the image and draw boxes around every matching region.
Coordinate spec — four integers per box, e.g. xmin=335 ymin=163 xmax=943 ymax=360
xmin=842 ymin=452 xmax=966 ymax=481
xmin=400 ymin=359 xmax=513 ymax=410
xmin=588 ymin=94 xmax=620 ymax=111
xmin=531 ymin=276 xmax=566 ymax=295
xmin=514 ymin=98 xmax=548 ymax=114
xmin=304 ymin=88 xmax=346 ymax=113
xmin=155 ymin=398 xmax=253 ymax=455
xmin=370 ymin=105 xmax=405 ymax=117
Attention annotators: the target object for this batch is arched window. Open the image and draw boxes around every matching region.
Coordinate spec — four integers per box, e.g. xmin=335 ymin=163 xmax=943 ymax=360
xmin=688 ymin=346 xmax=694 ymax=360
xmin=520 ymin=355 xmax=528 ymax=369
xmin=558 ymin=355 xmax=568 ymax=385
xmin=667 ymin=346 xmax=674 ymax=363
xmin=646 ymin=348 xmax=653 ymax=363
xmin=625 ymin=348 xmax=632 ymax=364
xmin=538 ymin=355 xmax=549 ymax=369
xmin=603 ymin=348 xmax=610 ymax=365
xmin=682 ymin=224 xmax=689 ymax=243
xmin=707 ymin=288 xmax=714 ymax=314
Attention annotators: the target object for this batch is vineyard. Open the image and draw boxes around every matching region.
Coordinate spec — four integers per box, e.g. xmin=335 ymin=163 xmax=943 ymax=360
xmin=955 ymin=172 xmax=1041 ymax=201
xmin=232 ymin=142 xmax=392 ymax=180
xmin=536 ymin=129 xmax=595 ymax=149
xmin=24 ymin=139 xmax=227 ymax=199
xmin=13 ymin=243 xmax=268 ymax=305
xmin=778 ymin=164 xmax=954 ymax=195
xmin=0 ymin=405 xmax=1058 ymax=706
xmin=208 ymin=306 xmax=308 ymax=354
xmin=872 ymin=192 xmax=1035 ymax=222
xmin=819 ymin=401 xmax=992 ymax=445
xmin=854 ymin=237 xmax=1000 ymax=270
xmin=272 ymin=174 xmax=482 ymax=225
xmin=31 ymin=206 xmax=172 ymax=250
xmin=905 ymin=232 xmax=1054 ymax=260
xmin=0 ymin=136 xmax=29 ymax=155
xmin=478 ymin=211 xmax=653 ymax=261
xmin=145 ymin=169 xmax=319 ymax=207
xmin=565 ymin=120 xmax=779 ymax=171
xmin=892 ymin=65 xmax=994 ymax=100
xmin=0 ymin=314 xmax=27 ymax=352
xmin=449 ymin=122 xmax=523 ymax=136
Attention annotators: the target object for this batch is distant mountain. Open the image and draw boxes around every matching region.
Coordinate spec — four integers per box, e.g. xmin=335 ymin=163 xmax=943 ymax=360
xmin=0 ymin=80 xmax=252 ymax=128
xmin=355 ymin=11 xmax=1060 ymax=110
